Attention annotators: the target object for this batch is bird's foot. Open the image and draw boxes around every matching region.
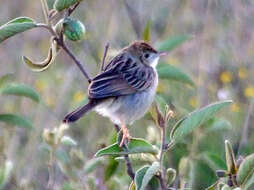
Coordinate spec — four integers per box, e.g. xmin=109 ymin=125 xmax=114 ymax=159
xmin=120 ymin=125 xmax=131 ymax=147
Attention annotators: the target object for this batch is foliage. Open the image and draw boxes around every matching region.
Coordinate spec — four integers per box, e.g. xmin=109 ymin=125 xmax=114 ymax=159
xmin=0 ymin=0 xmax=253 ymax=190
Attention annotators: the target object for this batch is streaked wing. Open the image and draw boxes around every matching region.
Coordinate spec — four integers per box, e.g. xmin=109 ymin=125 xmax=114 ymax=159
xmin=88 ymin=55 xmax=155 ymax=99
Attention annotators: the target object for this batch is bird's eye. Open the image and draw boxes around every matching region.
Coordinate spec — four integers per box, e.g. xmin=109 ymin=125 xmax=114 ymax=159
xmin=144 ymin=53 xmax=150 ymax=59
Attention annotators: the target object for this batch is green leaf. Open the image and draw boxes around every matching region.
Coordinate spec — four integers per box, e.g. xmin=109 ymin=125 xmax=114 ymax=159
xmin=205 ymin=181 xmax=219 ymax=190
xmin=143 ymin=20 xmax=151 ymax=42
xmin=135 ymin=166 xmax=149 ymax=190
xmin=156 ymin=35 xmax=191 ymax=52
xmin=83 ymin=157 xmax=104 ymax=174
xmin=206 ymin=118 xmax=232 ymax=132
xmin=140 ymin=162 xmax=160 ymax=190
xmin=104 ymin=157 xmax=119 ymax=181
xmin=157 ymin=62 xmax=194 ymax=86
xmin=95 ymin=138 xmax=159 ymax=157
xmin=0 ymin=83 xmax=39 ymax=102
xmin=170 ymin=100 xmax=232 ymax=143
xmin=237 ymin=154 xmax=254 ymax=188
xmin=225 ymin=140 xmax=237 ymax=174
xmin=0 ymin=114 xmax=33 ymax=130
xmin=0 ymin=17 xmax=36 ymax=43
xmin=0 ymin=74 xmax=14 ymax=87
xmin=54 ymin=0 xmax=83 ymax=11
xmin=201 ymin=152 xmax=227 ymax=170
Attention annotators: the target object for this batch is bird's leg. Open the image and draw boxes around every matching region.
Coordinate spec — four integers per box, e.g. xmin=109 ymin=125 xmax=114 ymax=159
xmin=120 ymin=125 xmax=131 ymax=147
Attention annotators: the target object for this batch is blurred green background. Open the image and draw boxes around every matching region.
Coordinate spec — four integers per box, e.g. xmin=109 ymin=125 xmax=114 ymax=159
xmin=0 ymin=0 xmax=254 ymax=189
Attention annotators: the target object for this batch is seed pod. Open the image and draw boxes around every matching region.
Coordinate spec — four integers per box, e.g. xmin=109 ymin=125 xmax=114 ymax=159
xmin=63 ymin=18 xmax=86 ymax=41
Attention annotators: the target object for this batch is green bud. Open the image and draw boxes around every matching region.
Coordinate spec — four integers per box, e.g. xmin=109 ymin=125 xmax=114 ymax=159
xmin=63 ymin=18 xmax=86 ymax=41
xmin=225 ymin=140 xmax=237 ymax=174
xmin=166 ymin=168 xmax=176 ymax=186
xmin=43 ymin=128 xmax=56 ymax=146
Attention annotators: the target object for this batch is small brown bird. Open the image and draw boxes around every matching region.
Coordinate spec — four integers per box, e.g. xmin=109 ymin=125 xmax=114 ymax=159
xmin=63 ymin=41 xmax=165 ymax=146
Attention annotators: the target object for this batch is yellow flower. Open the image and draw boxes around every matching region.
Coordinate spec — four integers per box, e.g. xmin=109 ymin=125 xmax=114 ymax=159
xmin=35 ymin=79 xmax=46 ymax=92
xmin=238 ymin=67 xmax=247 ymax=79
xmin=220 ymin=71 xmax=233 ymax=84
xmin=189 ymin=97 xmax=197 ymax=107
xmin=73 ymin=91 xmax=85 ymax=103
xmin=230 ymin=103 xmax=240 ymax=112
xmin=244 ymin=86 xmax=254 ymax=98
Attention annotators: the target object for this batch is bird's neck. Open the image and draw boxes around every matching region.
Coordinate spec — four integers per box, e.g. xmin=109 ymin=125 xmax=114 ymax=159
xmin=150 ymin=57 xmax=159 ymax=69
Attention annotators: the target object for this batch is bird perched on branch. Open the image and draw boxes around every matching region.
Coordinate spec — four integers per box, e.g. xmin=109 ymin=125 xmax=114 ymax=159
xmin=63 ymin=41 xmax=165 ymax=146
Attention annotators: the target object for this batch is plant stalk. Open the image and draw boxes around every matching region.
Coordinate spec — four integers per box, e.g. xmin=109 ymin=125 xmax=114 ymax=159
xmin=158 ymin=126 xmax=167 ymax=190
xmin=40 ymin=0 xmax=50 ymax=24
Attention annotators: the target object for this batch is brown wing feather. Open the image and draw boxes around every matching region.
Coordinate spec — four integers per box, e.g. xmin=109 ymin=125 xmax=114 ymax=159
xmin=88 ymin=55 xmax=155 ymax=99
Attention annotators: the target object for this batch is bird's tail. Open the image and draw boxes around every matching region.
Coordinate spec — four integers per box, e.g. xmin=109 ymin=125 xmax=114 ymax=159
xmin=63 ymin=100 xmax=98 ymax=123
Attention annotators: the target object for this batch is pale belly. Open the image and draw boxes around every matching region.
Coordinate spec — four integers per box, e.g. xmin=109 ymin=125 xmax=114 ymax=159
xmin=94 ymin=77 xmax=158 ymax=125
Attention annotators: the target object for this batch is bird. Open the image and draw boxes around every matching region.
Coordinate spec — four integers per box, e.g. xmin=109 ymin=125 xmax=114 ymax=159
xmin=63 ymin=41 xmax=165 ymax=147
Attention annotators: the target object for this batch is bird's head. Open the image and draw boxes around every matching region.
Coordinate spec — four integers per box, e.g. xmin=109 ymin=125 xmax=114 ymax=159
xmin=125 ymin=41 xmax=166 ymax=68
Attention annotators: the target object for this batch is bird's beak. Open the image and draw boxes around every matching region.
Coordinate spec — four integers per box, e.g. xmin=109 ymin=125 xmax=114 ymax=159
xmin=158 ymin=51 xmax=167 ymax=57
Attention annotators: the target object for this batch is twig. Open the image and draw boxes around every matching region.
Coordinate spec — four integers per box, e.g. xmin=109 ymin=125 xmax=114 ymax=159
xmin=158 ymin=174 xmax=167 ymax=190
xmin=47 ymin=147 xmax=56 ymax=190
xmin=40 ymin=0 xmax=49 ymax=24
xmin=237 ymin=98 xmax=254 ymax=156
xmin=158 ymin=125 xmax=167 ymax=190
xmin=114 ymin=124 xmax=135 ymax=180
xmin=36 ymin=23 xmax=92 ymax=83
xmin=67 ymin=2 xmax=80 ymax=16
xmin=100 ymin=42 xmax=110 ymax=72
xmin=58 ymin=40 xmax=92 ymax=83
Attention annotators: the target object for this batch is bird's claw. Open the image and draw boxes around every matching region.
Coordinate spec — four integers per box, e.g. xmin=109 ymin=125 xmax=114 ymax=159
xmin=120 ymin=126 xmax=131 ymax=147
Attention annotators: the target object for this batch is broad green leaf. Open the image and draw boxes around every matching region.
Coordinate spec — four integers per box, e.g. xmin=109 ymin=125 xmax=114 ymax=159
xmin=225 ymin=140 xmax=237 ymax=174
xmin=0 ymin=83 xmax=39 ymax=102
xmin=104 ymin=157 xmax=119 ymax=181
xmin=0 ymin=114 xmax=33 ymax=130
xmin=143 ymin=20 xmax=151 ymax=42
xmin=156 ymin=35 xmax=191 ymax=52
xmin=115 ymin=153 xmax=156 ymax=164
xmin=95 ymin=138 xmax=159 ymax=157
xmin=0 ymin=17 xmax=36 ymax=43
xmin=54 ymin=0 xmax=83 ymax=11
xmin=205 ymin=118 xmax=232 ymax=132
xmin=237 ymin=154 xmax=254 ymax=187
xmin=157 ymin=62 xmax=194 ymax=86
xmin=0 ymin=74 xmax=14 ymax=87
xmin=83 ymin=157 xmax=104 ymax=174
xmin=140 ymin=162 xmax=160 ymax=190
xmin=170 ymin=100 xmax=232 ymax=142
xmin=135 ymin=166 xmax=149 ymax=190
xmin=201 ymin=152 xmax=227 ymax=170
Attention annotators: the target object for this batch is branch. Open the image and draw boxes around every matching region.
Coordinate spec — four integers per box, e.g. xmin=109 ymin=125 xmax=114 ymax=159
xmin=36 ymin=23 xmax=92 ymax=83
xmin=67 ymin=2 xmax=80 ymax=16
xmin=114 ymin=124 xmax=135 ymax=180
xmin=158 ymin=126 xmax=167 ymax=190
xmin=40 ymin=0 xmax=49 ymax=24
xmin=58 ymin=40 xmax=92 ymax=83
xmin=100 ymin=42 xmax=110 ymax=72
